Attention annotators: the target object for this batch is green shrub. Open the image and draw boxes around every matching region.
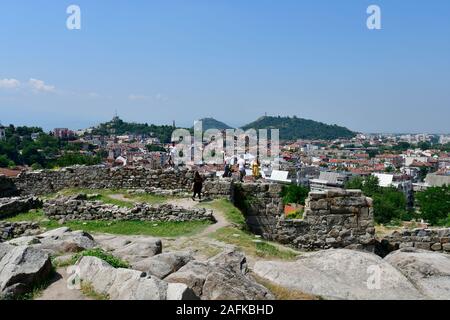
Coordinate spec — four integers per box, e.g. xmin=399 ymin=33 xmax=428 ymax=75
xmin=281 ymin=185 xmax=309 ymax=205
xmin=74 ymin=249 xmax=129 ymax=268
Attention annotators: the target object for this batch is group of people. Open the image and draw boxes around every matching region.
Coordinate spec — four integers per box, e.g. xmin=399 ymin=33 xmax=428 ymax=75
xmin=223 ymin=155 xmax=261 ymax=182
xmin=192 ymin=155 xmax=261 ymax=201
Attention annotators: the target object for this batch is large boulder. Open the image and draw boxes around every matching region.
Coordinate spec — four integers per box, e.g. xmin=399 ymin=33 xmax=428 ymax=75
xmin=6 ymin=227 xmax=96 ymax=255
xmin=94 ymin=235 xmax=162 ymax=265
xmin=77 ymin=256 xmax=197 ymax=300
xmin=0 ymin=244 xmax=52 ymax=298
xmin=254 ymin=249 xmax=425 ymax=300
xmin=165 ymin=250 xmax=273 ymax=300
xmin=132 ymin=251 xmax=193 ymax=279
xmin=384 ymin=247 xmax=450 ymax=300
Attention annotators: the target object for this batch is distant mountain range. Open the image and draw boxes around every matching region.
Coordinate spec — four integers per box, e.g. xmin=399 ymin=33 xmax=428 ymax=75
xmin=92 ymin=115 xmax=356 ymax=142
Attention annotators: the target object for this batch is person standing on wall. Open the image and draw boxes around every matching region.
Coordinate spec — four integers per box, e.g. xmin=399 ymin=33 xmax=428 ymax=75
xmin=237 ymin=155 xmax=246 ymax=182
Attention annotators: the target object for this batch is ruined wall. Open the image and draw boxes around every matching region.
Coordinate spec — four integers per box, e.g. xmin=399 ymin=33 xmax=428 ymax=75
xmin=381 ymin=228 xmax=450 ymax=253
xmin=232 ymin=186 xmax=376 ymax=250
xmin=232 ymin=183 xmax=284 ymax=237
xmin=0 ymin=197 xmax=43 ymax=219
xmin=13 ymin=166 xmax=195 ymax=196
xmin=0 ymin=221 xmax=41 ymax=242
xmin=44 ymin=195 xmax=214 ymax=222
xmin=0 ymin=175 xmax=18 ymax=198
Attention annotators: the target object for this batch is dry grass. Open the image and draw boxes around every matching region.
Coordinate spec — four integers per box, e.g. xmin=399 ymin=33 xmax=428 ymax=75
xmin=80 ymin=282 xmax=109 ymax=300
xmin=251 ymin=273 xmax=321 ymax=300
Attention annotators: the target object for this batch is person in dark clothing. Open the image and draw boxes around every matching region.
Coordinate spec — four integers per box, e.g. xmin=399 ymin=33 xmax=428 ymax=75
xmin=192 ymin=171 xmax=204 ymax=201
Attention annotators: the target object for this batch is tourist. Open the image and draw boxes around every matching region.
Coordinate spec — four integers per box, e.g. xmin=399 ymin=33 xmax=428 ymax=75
xmin=251 ymin=157 xmax=261 ymax=179
xmin=237 ymin=155 xmax=246 ymax=182
xmin=223 ymin=157 xmax=232 ymax=178
xmin=192 ymin=171 xmax=204 ymax=201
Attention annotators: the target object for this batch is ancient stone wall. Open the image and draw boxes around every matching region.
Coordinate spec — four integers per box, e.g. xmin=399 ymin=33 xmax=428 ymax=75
xmin=381 ymin=228 xmax=450 ymax=253
xmin=43 ymin=195 xmax=214 ymax=222
xmin=232 ymin=187 xmax=376 ymax=250
xmin=0 ymin=221 xmax=41 ymax=242
xmin=13 ymin=166 xmax=196 ymax=196
xmin=0 ymin=175 xmax=18 ymax=198
xmin=0 ymin=197 xmax=43 ymax=219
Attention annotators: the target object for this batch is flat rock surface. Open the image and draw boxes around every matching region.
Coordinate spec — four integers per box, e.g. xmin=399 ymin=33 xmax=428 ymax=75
xmin=254 ymin=249 xmax=426 ymax=300
xmin=384 ymin=248 xmax=450 ymax=300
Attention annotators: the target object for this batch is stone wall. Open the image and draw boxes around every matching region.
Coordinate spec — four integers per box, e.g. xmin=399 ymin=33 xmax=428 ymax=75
xmin=43 ymin=195 xmax=214 ymax=222
xmin=0 ymin=197 xmax=43 ymax=219
xmin=232 ymin=186 xmax=376 ymax=250
xmin=381 ymin=228 xmax=450 ymax=253
xmin=232 ymin=183 xmax=284 ymax=237
xmin=0 ymin=175 xmax=18 ymax=198
xmin=13 ymin=166 xmax=196 ymax=196
xmin=0 ymin=221 xmax=41 ymax=242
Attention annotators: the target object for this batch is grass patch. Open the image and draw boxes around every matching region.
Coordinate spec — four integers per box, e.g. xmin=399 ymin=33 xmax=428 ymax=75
xmin=80 ymin=282 xmax=109 ymax=300
xmin=2 ymin=209 xmax=47 ymax=223
xmin=210 ymin=227 xmax=298 ymax=260
xmin=251 ymin=273 xmax=321 ymax=300
xmin=200 ymin=198 xmax=246 ymax=227
xmin=59 ymin=188 xmax=134 ymax=208
xmin=59 ymin=188 xmax=169 ymax=207
xmin=123 ymin=192 xmax=169 ymax=204
xmin=74 ymin=248 xmax=130 ymax=268
xmin=41 ymin=219 xmax=212 ymax=238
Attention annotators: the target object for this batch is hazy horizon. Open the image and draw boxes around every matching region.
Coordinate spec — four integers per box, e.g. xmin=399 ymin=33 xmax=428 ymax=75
xmin=1 ymin=1 xmax=449 ymax=134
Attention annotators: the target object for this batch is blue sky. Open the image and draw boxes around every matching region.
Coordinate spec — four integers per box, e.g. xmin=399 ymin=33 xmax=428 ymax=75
xmin=0 ymin=0 xmax=449 ymax=133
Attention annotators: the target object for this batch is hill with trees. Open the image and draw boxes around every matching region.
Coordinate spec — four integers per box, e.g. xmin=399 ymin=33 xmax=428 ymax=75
xmin=91 ymin=116 xmax=177 ymax=143
xmin=193 ymin=118 xmax=233 ymax=131
xmin=241 ymin=116 xmax=356 ymax=140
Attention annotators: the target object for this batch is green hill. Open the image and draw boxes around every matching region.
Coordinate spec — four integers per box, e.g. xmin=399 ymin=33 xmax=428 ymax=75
xmin=193 ymin=118 xmax=233 ymax=131
xmin=91 ymin=117 xmax=177 ymax=143
xmin=241 ymin=116 xmax=356 ymax=140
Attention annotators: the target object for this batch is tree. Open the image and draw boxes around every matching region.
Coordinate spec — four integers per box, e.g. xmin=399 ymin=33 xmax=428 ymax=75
xmin=0 ymin=155 xmax=14 ymax=168
xmin=146 ymin=144 xmax=167 ymax=152
xmin=346 ymin=175 xmax=407 ymax=224
xmin=416 ymin=185 xmax=450 ymax=225
xmin=281 ymin=185 xmax=310 ymax=205
xmin=372 ymin=187 xmax=407 ymax=224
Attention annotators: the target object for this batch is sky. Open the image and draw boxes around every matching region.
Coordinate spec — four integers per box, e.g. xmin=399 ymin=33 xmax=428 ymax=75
xmin=0 ymin=0 xmax=449 ymax=133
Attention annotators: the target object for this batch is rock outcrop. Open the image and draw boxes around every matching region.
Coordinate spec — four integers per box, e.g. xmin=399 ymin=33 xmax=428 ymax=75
xmin=94 ymin=234 xmax=162 ymax=265
xmin=254 ymin=249 xmax=426 ymax=300
xmin=0 ymin=243 xmax=53 ymax=298
xmin=384 ymin=248 xmax=450 ymax=300
xmin=6 ymin=227 xmax=97 ymax=255
xmin=132 ymin=251 xmax=193 ymax=279
xmin=166 ymin=250 xmax=274 ymax=300
xmin=76 ymin=256 xmax=197 ymax=300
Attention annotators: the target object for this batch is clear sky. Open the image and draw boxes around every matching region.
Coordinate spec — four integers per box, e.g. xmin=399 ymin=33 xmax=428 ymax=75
xmin=0 ymin=0 xmax=449 ymax=133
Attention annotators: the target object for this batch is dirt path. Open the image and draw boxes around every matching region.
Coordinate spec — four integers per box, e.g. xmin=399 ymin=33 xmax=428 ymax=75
xmin=37 ymin=268 xmax=92 ymax=301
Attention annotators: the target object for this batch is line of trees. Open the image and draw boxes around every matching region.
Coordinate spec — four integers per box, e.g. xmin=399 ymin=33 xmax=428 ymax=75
xmin=0 ymin=125 xmax=103 ymax=169
xmin=346 ymin=175 xmax=450 ymax=226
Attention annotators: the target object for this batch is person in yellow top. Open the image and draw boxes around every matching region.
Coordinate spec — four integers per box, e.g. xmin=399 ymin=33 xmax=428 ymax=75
xmin=251 ymin=157 xmax=261 ymax=179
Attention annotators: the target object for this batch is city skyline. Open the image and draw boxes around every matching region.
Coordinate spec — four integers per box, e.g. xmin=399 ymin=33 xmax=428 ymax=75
xmin=1 ymin=0 xmax=449 ymax=133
